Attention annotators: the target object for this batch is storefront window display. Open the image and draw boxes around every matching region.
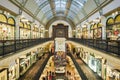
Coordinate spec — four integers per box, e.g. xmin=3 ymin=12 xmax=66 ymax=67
xmin=88 ymin=53 xmax=102 ymax=76
xmin=19 ymin=53 xmax=31 ymax=75
xmin=40 ymin=28 xmax=44 ymax=38
xmin=82 ymin=27 xmax=88 ymax=39
xmin=88 ymin=53 xmax=97 ymax=72
xmin=90 ymin=23 xmax=102 ymax=39
xmin=37 ymin=47 xmax=44 ymax=58
xmin=0 ymin=13 xmax=7 ymax=40
xmin=76 ymin=28 xmax=82 ymax=38
xmin=96 ymin=59 xmax=102 ymax=76
xmin=114 ymin=14 xmax=120 ymax=40
xmin=90 ymin=25 xmax=94 ymax=39
xmin=0 ymin=13 xmax=15 ymax=40
xmin=0 ymin=68 xmax=8 ymax=80
xmin=31 ymin=51 xmax=37 ymax=63
xmin=106 ymin=14 xmax=120 ymax=40
xmin=8 ymin=60 xmax=19 ymax=80
xmin=97 ymin=23 xmax=102 ymax=39
xmin=19 ymin=21 xmax=31 ymax=39
xmin=33 ymin=25 xmax=39 ymax=39
xmin=93 ymin=24 xmax=98 ymax=39
xmin=106 ymin=66 xmax=120 ymax=80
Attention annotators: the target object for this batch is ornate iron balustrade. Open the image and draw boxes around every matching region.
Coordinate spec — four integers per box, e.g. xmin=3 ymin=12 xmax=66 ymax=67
xmin=68 ymin=38 xmax=120 ymax=56
xmin=0 ymin=38 xmax=51 ymax=56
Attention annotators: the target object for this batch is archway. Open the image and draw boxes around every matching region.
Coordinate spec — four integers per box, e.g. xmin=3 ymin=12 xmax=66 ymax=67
xmin=49 ymin=20 xmax=73 ymax=38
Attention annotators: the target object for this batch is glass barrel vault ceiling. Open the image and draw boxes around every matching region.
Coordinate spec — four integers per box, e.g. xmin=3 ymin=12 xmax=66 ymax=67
xmin=34 ymin=0 xmax=87 ymax=24
xmin=12 ymin=0 xmax=110 ymax=25
xmin=10 ymin=0 xmax=110 ymax=25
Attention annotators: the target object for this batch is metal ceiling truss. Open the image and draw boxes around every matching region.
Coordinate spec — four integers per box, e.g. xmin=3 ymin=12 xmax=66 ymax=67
xmin=34 ymin=1 xmax=49 ymax=17
xmin=22 ymin=0 xmax=28 ymax=7
xmin=9 ymin=0 xmax=45 ymax=26
xmin=64 ymin=0 xmax=72 ymax=16
xmin=76 ymin=0 xmax=113 ymax=26
xmin=41 ymin=10 xmax=53 ymax=21
xmin=49 ymin=0 xmax=56 ymax=16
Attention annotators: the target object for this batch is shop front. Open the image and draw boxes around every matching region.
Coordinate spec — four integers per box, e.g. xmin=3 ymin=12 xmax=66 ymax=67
xmin=97 ymin=23 xmax=102 ymax=39
xmin=0 ymin=13 xmax=15 ymax=40
xmin=106 ymin=14 xmax=120 ymax=40
xmin=82 ymin=51 xmax=88 ymax=64
xmin=90 ymin=23 xmax=102 ymax=39
xmin=96 ymin=58 xmax=102 ymax=76
xmin=8 ymin=59 xmax=19 ymax=80
xmin=33 ymin=25 xmax=39 ymax=39
xmin=88 ymin=53 xmax=102 ymax=76
xmin=19 ymin=21 xmax=31 ymax=39
xmin=31 ymin=51 xmax=37 ymax=63
xmin=19 ymin=54 xmax=31 ymax=75
xmin=37 ymin=47 xmax=45 ymax=59
xmin=76 ymin=27 xmax=82 ymax=38
xmin=106 ymin=64 xmax=120 ymax=80
xmin=88 ymin=53 xmax=97 ymax=72
xmin=82 ymin=27 xmax=88 ymax=39
xmin=0 ymin=68 xmax=8 ymax=80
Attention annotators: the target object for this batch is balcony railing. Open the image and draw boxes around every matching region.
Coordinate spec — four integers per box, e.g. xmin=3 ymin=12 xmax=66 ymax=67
xmin=68 ymin=38 xmax=120 ymax=56
xmin=0 ymin=38 xmax=51 ymax=56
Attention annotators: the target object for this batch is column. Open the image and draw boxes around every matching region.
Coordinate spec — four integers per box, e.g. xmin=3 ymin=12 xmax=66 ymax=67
xmin=30 ymin=23 xmax=34 ymax=39
xmin=45 ymin=30 xmax=48 ymax=38
xmin=87 ymin=24 xmax=91 ymax=39
xmin=101 ymin=16 xmax=107 ymax=40
xmin=15 ymin=15 xmax=20 ymax=40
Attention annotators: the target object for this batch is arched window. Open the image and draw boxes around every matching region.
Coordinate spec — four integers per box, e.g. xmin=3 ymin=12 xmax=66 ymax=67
xmin=8 ymin=17 xmax=15 ymax=25
xmin=0 ymin=13 xmax=7 ymax=23
xmin=106 ymin=15 xmax=120 ymax=40
xmin=106 ymin=17 xmax=114 ymax=26
xmin=7 ymin=17 xmax=15 ymax=40
xmin=97 ymin=22 xmax=102 ymax=39
xmin=114 ymin=14 xmax=120 ymax=23
xmin=114 ymin=14 xmax=120 ymax=40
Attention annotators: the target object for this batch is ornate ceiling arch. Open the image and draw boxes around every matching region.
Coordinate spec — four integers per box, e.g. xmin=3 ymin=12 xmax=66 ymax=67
xmin=46 ymin=16 xmax=75 ymax=30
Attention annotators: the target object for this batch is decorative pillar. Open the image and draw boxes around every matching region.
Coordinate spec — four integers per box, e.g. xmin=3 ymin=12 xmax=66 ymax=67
xmin=101 ymin=16 xmax=107 ymax=40
xmin=45 ymin=30 xmax=49 ymax=38
xmin=43 ymin=29 xmax=45 ymax=38
xmin=30 ymin=23 xmax=34 ymax=39
xmin=38 ymin=27 xmax=40 ymax=38
xmin=87 ymin=24 xmax=91 ymax=39
xmin=15 ymin=15 xmax=20 ymax=40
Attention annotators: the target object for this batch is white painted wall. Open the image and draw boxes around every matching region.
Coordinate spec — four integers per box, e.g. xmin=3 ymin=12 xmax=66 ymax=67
xmin=103 ymin=0 xmax=120 ymax=15
xmin=0 ymin=0 xmax=19 ymax=14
